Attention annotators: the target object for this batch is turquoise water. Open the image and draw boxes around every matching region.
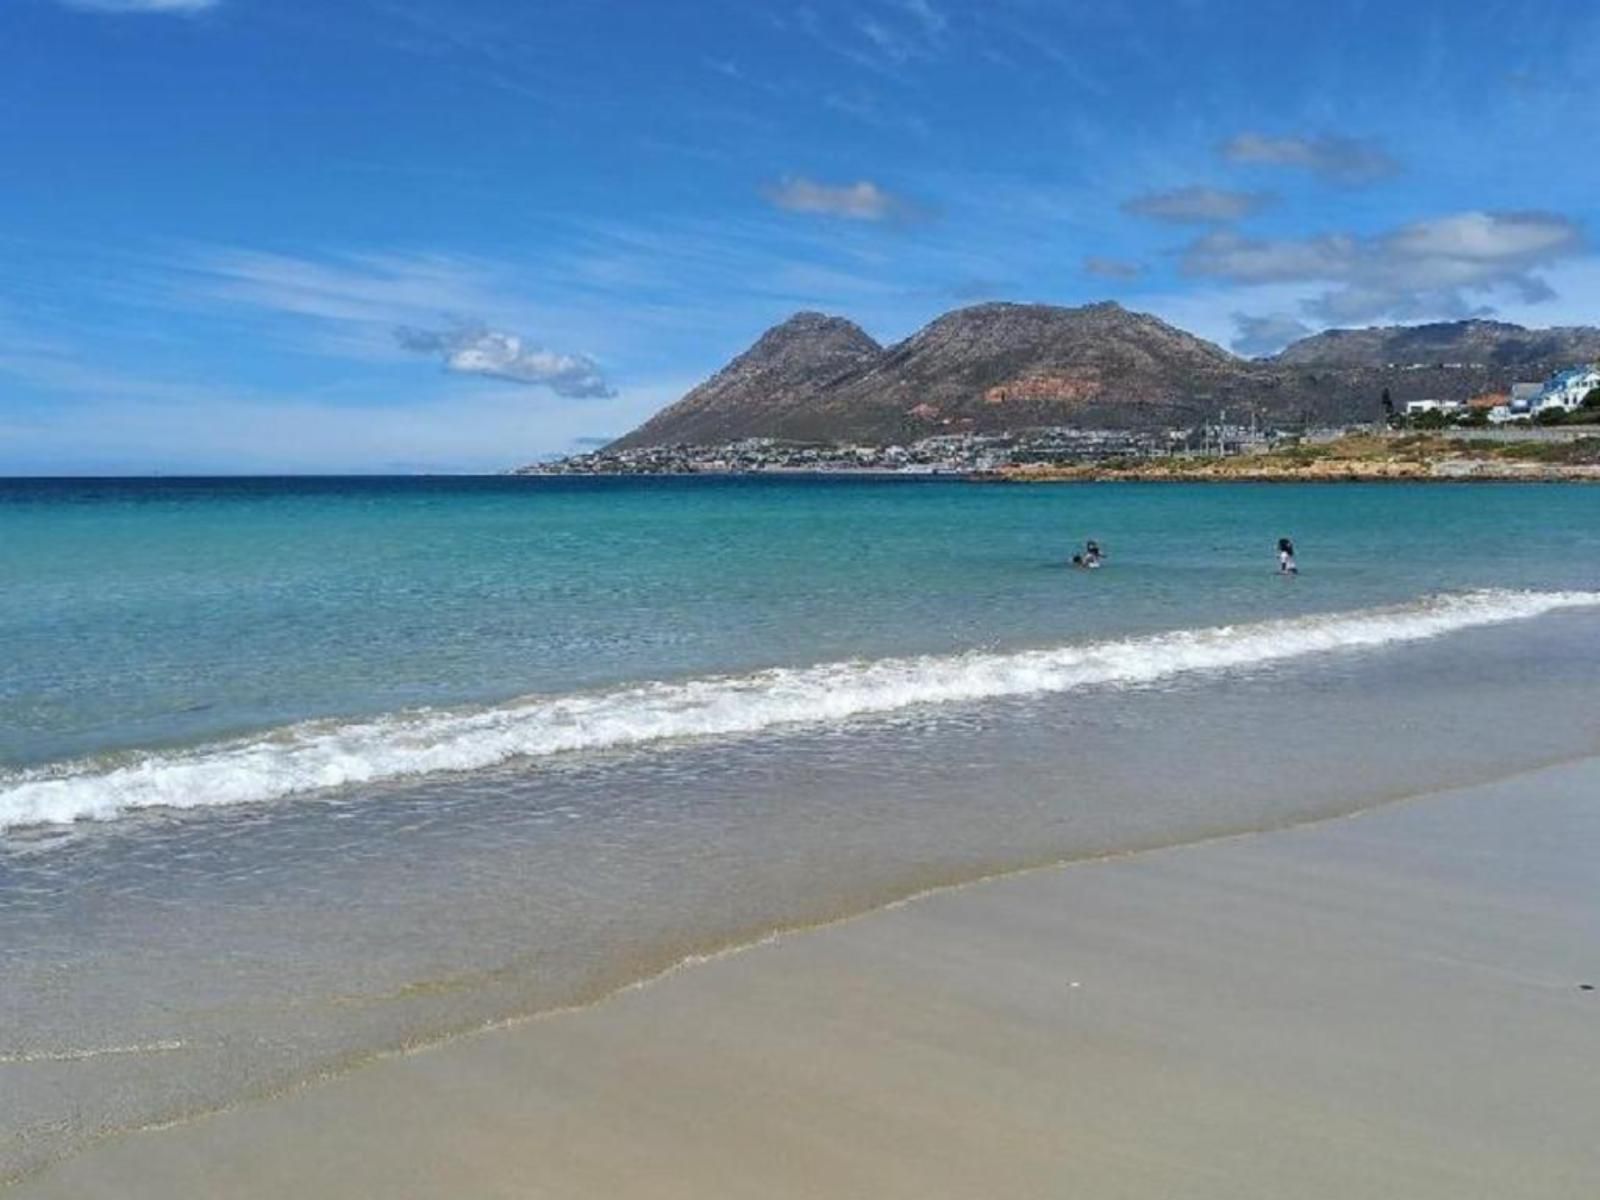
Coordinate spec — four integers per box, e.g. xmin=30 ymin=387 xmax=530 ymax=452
xmin=5 ymin=476 xmax=1598 ymax=773
xmin=4 ymin=476 xmax=1600 ymax=1183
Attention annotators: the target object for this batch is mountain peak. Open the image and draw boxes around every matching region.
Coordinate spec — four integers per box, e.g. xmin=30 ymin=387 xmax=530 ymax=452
xmin=752 ymin=311 xmax=880 ymax=351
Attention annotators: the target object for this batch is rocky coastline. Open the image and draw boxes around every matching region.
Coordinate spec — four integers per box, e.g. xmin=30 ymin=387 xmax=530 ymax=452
xmin=982 ymin=434 xmax=1600 ymax=483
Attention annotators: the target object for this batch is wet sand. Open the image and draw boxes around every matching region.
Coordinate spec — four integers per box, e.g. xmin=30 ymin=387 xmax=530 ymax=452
xmin=12 ymin=758 xmax=1600 ymax=1199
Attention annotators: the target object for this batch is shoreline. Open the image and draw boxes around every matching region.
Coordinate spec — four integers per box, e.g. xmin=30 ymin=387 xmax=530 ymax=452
xmin=513 ymin=466 xmax=1598 ymax=483
xmin=984 ymin=460 xmax=1600 ymax=483
xmin=11 ymin=755 xmax=1600 ymax=1198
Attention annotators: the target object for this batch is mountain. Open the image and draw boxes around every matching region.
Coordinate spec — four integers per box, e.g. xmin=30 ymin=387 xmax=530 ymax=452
xmin=808 ymin=302 xmax=1249 ymax=437
xmin=611 ymin=313 xmax=883 ymax=450
xmin=1275 ymin=319 xmax=1600 ymax=368
xmin=614 ymin=302 xmax=1281 ymax=448
xmin=608 ymin=305 xmax=1600 ymax=449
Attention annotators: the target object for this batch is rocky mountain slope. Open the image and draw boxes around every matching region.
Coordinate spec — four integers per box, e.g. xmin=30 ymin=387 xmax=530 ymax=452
xmin=612 ymin=313 xmax=882 ymax=449
xmin=609 ymin=304 xmax=1600 ymax=448
xmin=1275 ymin=319 xmax=1600 ymax=368
xmin=809 ymin=302 xmax=1252 ymax=437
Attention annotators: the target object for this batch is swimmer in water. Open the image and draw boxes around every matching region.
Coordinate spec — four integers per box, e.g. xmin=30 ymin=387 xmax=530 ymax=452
xmin=1277 ymin=537 xmax=1298 ymax=575
xmin=1084 ymin=539 xmax=1103 ymax=567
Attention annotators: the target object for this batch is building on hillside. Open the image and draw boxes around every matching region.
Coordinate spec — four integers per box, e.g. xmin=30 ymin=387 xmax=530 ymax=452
xmin=1464 ymin=391 xmax=1507 ymax=425
xmin=1535 ymin=366 xmax=1600 ymax=413
xmin=1491 ymin=382 xmax=1544 ymax=423
xmin=1404 ymin=399 xmax=1465 ymax=416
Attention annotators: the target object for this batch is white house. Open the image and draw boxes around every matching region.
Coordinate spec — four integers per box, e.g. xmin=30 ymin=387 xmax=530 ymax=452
xmin=1489 ymin=382 xmax=1542 ymax=422
xmin=1535 ymin=366 xmax=1600 ymax=412
xmin=1404 ymin=399 xmax=1466 ymax=416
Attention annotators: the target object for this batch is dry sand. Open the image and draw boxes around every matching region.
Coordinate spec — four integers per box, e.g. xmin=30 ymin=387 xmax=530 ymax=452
xmin=12 ymin=758 xmax=1600 ymax=1199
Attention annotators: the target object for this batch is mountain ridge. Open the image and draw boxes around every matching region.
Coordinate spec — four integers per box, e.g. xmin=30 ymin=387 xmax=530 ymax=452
xmin=1272 ymin=319 xmax=1600 ymax=368
xmin=609 ymin=304 xmax=1600 ymax=449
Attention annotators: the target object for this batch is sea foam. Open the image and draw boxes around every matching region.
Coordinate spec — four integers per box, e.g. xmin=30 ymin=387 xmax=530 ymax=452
xmin=3 ymin=589 xmax=1596 ymax=830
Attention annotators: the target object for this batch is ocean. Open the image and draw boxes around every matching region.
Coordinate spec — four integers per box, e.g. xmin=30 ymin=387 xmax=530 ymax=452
xmin=3 ymin=475 xmax=1600 ymax=1182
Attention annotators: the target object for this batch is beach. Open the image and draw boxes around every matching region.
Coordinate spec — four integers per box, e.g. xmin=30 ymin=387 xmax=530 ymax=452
xmin=11 ymin=756 xmax=1598 ymax=1198
xmin=5 ymin=477 xmax=1600 ymax=1189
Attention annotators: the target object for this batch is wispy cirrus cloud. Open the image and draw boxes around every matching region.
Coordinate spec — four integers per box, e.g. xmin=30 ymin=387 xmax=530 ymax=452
xmin=1183 ymin=210 xmax=1584 ymax=322
xmin=823 ymin=90 xmax=931 ymax=140
xmin=857 ymin=0 xmax=947 ymax=63
xmin=56 ymin=0 xmax=217 ymax=12
xmin=1219 ymin=132 xmax=1399 ymax=185
xmin=778 ymin=0 xmax=949 ymax=75
xmin=166 ymin=246 xmax=615 ymax=392
xmin=1120 ymin=186 xmax=1272 ymax=225
xmin=896 ymin=0 xmax=947 ymax=38
xmin=178 ymin=248 xmax=509 ymax=326
xmin=395 ymin=325 xmax=614 ymax=398
xmin=1082 ymin=256 xmax=1144 ymax=281
xmin=762 ymin=175 xmax=920 ymax=222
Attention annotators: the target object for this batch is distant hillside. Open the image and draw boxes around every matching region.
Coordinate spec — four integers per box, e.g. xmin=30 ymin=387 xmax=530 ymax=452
xmin=1275 ymin=319 xmax=1600 ymax=368
xmin=608 ymin=305 xmax=1600 ymax=449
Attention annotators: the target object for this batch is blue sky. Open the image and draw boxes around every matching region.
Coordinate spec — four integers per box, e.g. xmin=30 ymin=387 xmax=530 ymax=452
xmin=4 ymin=0 xmax=1600 ymax=472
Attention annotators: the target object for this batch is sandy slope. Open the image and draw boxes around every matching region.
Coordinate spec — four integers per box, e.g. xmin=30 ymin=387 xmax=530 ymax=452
xmin=12 ymin=759 xmax=1600 ymax=1199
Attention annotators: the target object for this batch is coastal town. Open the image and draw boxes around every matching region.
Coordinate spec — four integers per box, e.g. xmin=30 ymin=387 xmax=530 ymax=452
xmin=522 ymin=428 xmax=1214 ymax=476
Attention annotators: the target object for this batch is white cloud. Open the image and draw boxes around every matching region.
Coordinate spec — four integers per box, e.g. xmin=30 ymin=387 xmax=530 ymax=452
xmin=1384 ymin=211 xmax=1579 ymax=263
xmin=1121 ymin=186 xmax=1272 ymax=224
xmin=1219 ymin=132 xmax=1399 ymax=185
xmin=762 ymin=176 xmax=916 ymax=221
xmin=395 ymin=326 xmax=614 ymax=398
xmin=1230 ymin=312 xmax=1312 ymax=356
xmin=1181 ymin=211 xmax=1584 ymax=322
xmin=57 ymin=0 xmax=217 ymax=12
xmin=1082 ymin=255 xmax=1143 ymax=281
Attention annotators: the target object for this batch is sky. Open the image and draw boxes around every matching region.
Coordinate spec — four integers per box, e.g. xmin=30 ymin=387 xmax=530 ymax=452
xmin=3 ymin=0 xmax=1600 ymax=472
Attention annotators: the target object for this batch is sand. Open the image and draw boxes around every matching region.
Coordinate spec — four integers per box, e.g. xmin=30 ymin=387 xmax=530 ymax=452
xmin=10 ymin=758 xmax=1600 ymax=1199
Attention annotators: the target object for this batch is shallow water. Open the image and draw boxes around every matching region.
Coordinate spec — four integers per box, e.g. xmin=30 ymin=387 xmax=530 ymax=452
xmin=2 ymin=478 xmax=1600 ymax=1181
xmin=6 ymin=476 xmax=1599 ymax=775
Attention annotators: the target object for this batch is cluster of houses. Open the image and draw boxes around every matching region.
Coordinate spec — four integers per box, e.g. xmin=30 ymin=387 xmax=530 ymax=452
xmin=524 ymin=429 xmax=1211 ymax=476
xmin=1404 ymin=365 xmax=1600 ymax=424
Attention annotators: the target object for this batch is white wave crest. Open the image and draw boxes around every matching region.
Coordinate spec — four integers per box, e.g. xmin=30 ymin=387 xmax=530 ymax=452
xmin=3 ymin=589 xmax=1596 ymax=830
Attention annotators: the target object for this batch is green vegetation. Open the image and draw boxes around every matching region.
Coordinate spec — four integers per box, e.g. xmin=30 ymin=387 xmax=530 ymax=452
xmin=1492 ymin=437 xmax=1600 ymax=464
xmin=1272 ymin=444 xmax=1333 ymax=465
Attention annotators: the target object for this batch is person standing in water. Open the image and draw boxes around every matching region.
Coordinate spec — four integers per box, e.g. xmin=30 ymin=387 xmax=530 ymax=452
xmin=1277 ymin=537 xmax=1298 ymax=575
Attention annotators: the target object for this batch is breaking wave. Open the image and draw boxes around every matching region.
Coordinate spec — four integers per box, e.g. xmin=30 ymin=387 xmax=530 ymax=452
xmin=4 ymin=589 xmax=1596 ymax=831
